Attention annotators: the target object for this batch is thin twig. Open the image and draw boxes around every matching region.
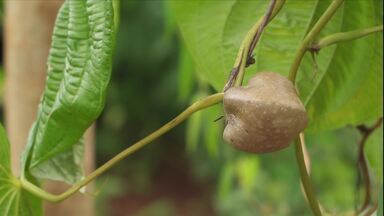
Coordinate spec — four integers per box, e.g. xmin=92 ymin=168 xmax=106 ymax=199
xmin=223 ymin=56 xmax=243 ymax=91
xmin=362 ymin=202 xmax=378 ymax=216
xmin=295 ymin=137 xmax=323 ymax=216
xmin=288 ymin=0 xmax=344 ymax=82
xmin=310 ymin=51 xmax=319 ymax=81
xmin=356 ymin=118 xmax=383 ymax=214
xmin=247 ymin=0 xmax=277 ymax=62
xmin=20 ymin=93 xmax=224 ymax=202
xmin=223 ymin=0 xmax=279 ymax=91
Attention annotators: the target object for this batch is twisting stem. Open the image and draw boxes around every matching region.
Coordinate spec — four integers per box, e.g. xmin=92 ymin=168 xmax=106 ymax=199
xmin=356 ymin=118 xmax=383 ymax=214
xmin=294 ymin=138 xmax=322 ymax=216
xmin=223 ymin=0 xmax=285 ymax=91
xmin=311 ymin=25 xmax=383 ymax=51
xmin=288 ymin=1 xmax=345 ymax=215
xmin=247 ymin=0 xmax=277 ymax=60
xmin=288 ymin=0 xmax=344 ymax=82
xmin=20 ymin=93 xmax=224 ymax=202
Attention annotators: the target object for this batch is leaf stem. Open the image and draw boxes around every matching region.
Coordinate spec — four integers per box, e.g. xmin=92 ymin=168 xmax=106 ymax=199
xmin=112 ymin=0 xmax=120 ymax=32
xmin=311 ymin=25 xmax=383 ymax=51
xmin=294 ymin=138 xmax=322 ymax=216
xmin=20 ymin=93 xmax=224 ymax=202
xmin=288 ymin=0 xmax=344 ymax=82
xmin=288 ymin=1 xmax=345 ymax=215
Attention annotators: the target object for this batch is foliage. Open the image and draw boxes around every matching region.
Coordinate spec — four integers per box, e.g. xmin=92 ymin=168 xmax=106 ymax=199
xmin=171 ymin=0 xmax=383 ymax=132
xmin=0 ymin=123 xmax=42 ymax=215
xmin=0 ymin=0 xmax=382 ymax=215
xmin=1 ymin=0 xmax=116 ymax=214
xmin=22 ymin=0 xmax=116 ymax=184
xmin=171 ymin=0 xmax=382 ymax=215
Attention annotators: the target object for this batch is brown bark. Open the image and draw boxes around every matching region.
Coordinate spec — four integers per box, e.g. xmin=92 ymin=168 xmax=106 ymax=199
xmin=4 ymin=1 xmax=94 ymax=215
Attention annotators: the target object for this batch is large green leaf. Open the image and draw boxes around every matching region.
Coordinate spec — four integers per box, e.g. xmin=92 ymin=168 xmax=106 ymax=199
xmin=171 ymin=0 xmax=318 ymax=90
xmin=0 ymin=124 xmax=42 ymax=216
xmin=303 ymin=0 xmax=383 ymax=131
xmin=172 ymin=0 xmax=383 ymax=132
xmin=22 ymin=0 xmax=116 ymax=184
xmin=171 ymin=0 xmax=237 ymax=91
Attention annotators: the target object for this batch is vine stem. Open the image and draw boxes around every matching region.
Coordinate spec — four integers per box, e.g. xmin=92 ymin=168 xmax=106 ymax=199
xmin=223 ymin=0 xmax=285 ymax=91
xmin=234 ymin=0 xmax=280 ymax=87
xmin=288 ymin=0 xmax=345 ymax=215
xmin=112 ymin=0 xmax=120 ymax=33
xmin=357 ymin=118 xmax=383 ymax=214
xmin=20 ymin=93 xmax=224 ymax=202
xmin=312 ymin=25 xmax=383 ymax=51
xmin=295 ymin=137 xmax=322 ymax=216
xmin=288 ymin=0 xmax=344 ymax=82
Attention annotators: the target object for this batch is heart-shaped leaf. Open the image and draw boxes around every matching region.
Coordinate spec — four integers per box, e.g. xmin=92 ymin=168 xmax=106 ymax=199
xmin=22 ymin=0 xmax=116 ymax=184
xmin=0 ymin=124 xmax=42 ymax=216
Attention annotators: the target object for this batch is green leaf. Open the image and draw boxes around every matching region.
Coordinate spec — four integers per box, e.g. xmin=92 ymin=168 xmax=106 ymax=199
xmin=297 ymin=0 xmax=345 ymax=103
xmin=173 ymin=0 xmax=383 ymax=132
xmin=171 ymin=0 xmax=237 ymax=91
xmin=22 ymin=0 xmax=116 ymax=184
xmin=28 ymin=139 xmax=84 ymax=184
xmin=0 ymin=123 xmax=42 ymax=216
xmin=171 ymin=0 xmax=318 ymax=90
xmin=0 ymin=174 xmax=43 ymax=216
xmin=303 ymin=0 xmax=383 ymax=131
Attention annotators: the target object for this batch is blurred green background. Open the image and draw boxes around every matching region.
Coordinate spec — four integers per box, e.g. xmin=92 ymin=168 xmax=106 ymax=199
xmin=0 ymin=1 xmax=382 ymax=216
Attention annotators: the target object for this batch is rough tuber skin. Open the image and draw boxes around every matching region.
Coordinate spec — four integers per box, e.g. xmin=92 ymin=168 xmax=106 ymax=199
xmin=223 ymin=72 xmax=308 ymax=153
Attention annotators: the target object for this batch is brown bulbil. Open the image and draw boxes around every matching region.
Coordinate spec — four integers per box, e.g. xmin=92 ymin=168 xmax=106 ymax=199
xmin=223 ymin=72 xmax=307 ymax=153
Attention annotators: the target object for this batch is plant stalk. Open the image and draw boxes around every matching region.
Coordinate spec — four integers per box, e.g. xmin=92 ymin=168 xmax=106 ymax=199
xmin=357 ymin=118 xmax=383 ymax=214
xmin=295 ymin=138 xmax=322 ymax=216
xmin=234 ymin=0 xmax=285 ymax=87
xmin=288 ymin=0 xmax=344 ymax=82
xmin=20 ymin=93 xmax=224 ymax=202
xmin=312 ymin=25 xmax=383 ymax=50
xmin=112 ymin=0 xmax=120 ymax=33
xmin=288 ymin=1 xmax=345 ymax=215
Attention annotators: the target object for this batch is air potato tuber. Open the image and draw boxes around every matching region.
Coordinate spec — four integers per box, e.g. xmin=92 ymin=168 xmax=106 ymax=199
xmin=223 ymin=72 xmax=307 ymax=153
